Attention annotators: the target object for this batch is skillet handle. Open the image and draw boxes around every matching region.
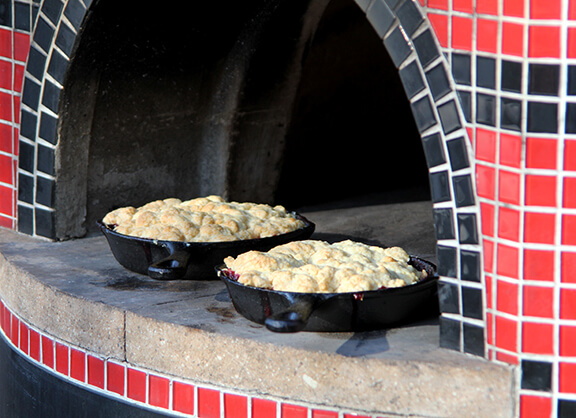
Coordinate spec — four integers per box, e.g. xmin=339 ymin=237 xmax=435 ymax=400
xmin=148 ymin=247 xmax=191 ymax=280
xmin=264 ymin=297 xmax=315 ymax=333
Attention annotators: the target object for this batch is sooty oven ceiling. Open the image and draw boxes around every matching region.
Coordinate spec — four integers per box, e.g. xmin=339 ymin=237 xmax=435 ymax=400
xmin=58 ymin=0 xmax=428 ymax=236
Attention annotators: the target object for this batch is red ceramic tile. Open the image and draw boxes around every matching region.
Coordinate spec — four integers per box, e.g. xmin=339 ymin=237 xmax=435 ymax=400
xmin=10 ymin=314 xmax=18 ymax=346
xmin=476 ymin=164 xmax=496 ymax=199
xmin=127 ymin=368 xmax=147 ymax=403
xmin=312 ymin=409 xmax=338 ymax=418
xmin=484 ymin=239 xmax=495 ymax=274
xmin=198 ymin=387 xmax=220 ymax=418
xmin=560 ymin=325 xmax=576 ymax=356
xmin=559 ymin=362 xmax=576 ymax=393
xmin=503 ymin=0 xmax=525 ymax=17
xmin=427 ymin=0 xmax=449 ymax=9
xmin=428 ymin=14 xmax=448 ymax=48
xmin=496 ymin=243 xmax=519 ymax=279
xmin=524 ymin=212 xmax=556 ymax=244
xmin=0 ymin=29 xmax=10 ymax=58
xmin=495 ymin=350 xmax=519 ymax=364
xmin=562 ymin=214 xmax=576 ymax=245
xmin=523 ymin=249 xmax=555 ymax=282
xmin=561 ymin=288 xmax=576 ymax=319
xmin=41 ymin=335 xmax=54 ymax=369
xmin=526 ymin=137 xmax=557 ymax=169
xmin=453 ymin=0 xmax=473 ymax=13
xmin=252 ymin=398 xmax=277 ymax=418
xmin=494 ymin=315 xmax=518 ymax=352
xmin=523 ymin=285 xmax=554 ymax=318
xmin=486 ymin=312 xmax=494 ymax=346
xmin=173 ymin=381 xmax=195 ymax=415
xmin=0 ymin=153 xmax=12 ymax=184
xmin=451 ymin=16 xmax=473 ymax=51
xmin=496 ymin=279 xmax=519 ymax=315
xmin=70 ymin=348 xmax=86 ymax=382
xmin=55 ymin=342 xmax=69 ymax=375
xmin=565 ymin=140 xmax=576 ymax=171
xmin=500 ymin=134 xmax=522 ymax=168
xmin=497 ymin=206 xmax=520 ymax=241
xmin=0 ymin=59 xmax=11 ymax=90
xmin=0 ymin=185 xmax=13 ymax=216
xmin=281 ymin=403 xmax=307 ymax=418
xmin=149 ymin=375 xmax=170 ymax=409
xmin=29 ymin=328 xmax=40 ymax=362
xmin=19 ymin=322 xmax=28 ymax=355
xmin=571 ymin=1 xmax=576 ymax=20
xmin=13 ymin=63 xmax=24 ymax=93
xmin=529 ymin=26 xmax=560 ymax=58
xmin=522 ymin=322 xmax=554 ymax=354
xmin=0 ymin=122 xmax=11 ymax=153
xmin=530 ymin=0 xmax=561 ymax=19
xmin=223 ymin=393 xmax=247 ymax=418
xmin=0 ymin=91 xmax=12 ymax=122
xmin=87 ymin=355 xmax=105 ymax=389
xmin=480 ymin=202 xmax=495 ymax=237
xmin=561 ymin=251 xmax=576 ymax=283
xmin=344 ymin=414 xmax=370 ymax=418
xmin=477 ymin=0 xmax=498 ymax=15
xmin=525 ymin=175 xmax=557 ymax=207
xmin=107 ymin=361 xmax=125 ymax=396
xmin=13 ymin=95 xmax=19 ymax=124
xmin=475 ymin=128 xmax=497 ymax=163
xmin=564 ymin=178 xmax=576 ymax=208
xmin=520 ymin=395 xmax=552 ymax=418
xmin=498 ymin=170 xmax=520 ymax=205
xmin=568 ymin=28 xmax=576 ymax=59
xmin=486 ymin=275 xmax=494 ymax=309
xmin=477 ymin=19 xmax=498 ymax=54
xmin=13 ymin=32 xmax=29 ymax=63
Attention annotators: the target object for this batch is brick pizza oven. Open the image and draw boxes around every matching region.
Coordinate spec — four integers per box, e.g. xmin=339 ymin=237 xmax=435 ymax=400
xmin=1 ymin=0 xmax=576 ymax=416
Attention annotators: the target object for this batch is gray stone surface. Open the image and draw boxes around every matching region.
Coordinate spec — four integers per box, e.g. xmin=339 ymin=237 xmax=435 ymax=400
xmin=0 ymin=198 xmax=518 ymax=417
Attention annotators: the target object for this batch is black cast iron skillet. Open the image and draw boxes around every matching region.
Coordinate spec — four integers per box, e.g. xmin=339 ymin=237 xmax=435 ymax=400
xmin=217 ymin=256 xmax=438 ymax=333
xmin=97 ymin=214 xmax=315 ymax=280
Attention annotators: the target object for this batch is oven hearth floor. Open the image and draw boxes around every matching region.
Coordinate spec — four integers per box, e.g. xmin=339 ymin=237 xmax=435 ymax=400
xmin=0 ymin=196 xmax=517 ymax=417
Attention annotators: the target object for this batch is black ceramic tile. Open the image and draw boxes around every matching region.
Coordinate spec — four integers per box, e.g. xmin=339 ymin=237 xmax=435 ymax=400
xmin=42 ymin=80 xmax=61 ymax=113
xmin=413 ymin=29 xmax=439 ymax=68
xmin=33 ymin=17 xmax=55 ymax=53
xmin=433 ymin=207 xmax=455 ymax=240
xmin=411 ymin=95 xmax=437 ymax=133
xmin=39 ymin=112 xmax=57 ymax=144
xmin=501 ymin=98 xmax=522 ymax=131
xmin=17 ymin=205 xmax=33 ymax=235
xmin=42 ymin=0 xmax=64 ymax=25
xmin=502 ymin=60 xmax=522 ymax=93
xmin=384 ymin=26 xmax=412 ymax=68
xmin=439 ymin=316 xmax=461 ymax=351
xmin=457 ymin=214 xmax=478 ymax=245
xmin=476 ymin=93 xmax=496 ymax=126
xmin=35 ymin=176 xmax=54 ymax=207
xmin=64 ymin=0 xmax=85 ymax=30
xmin=438 ymin=100 xmax=462 ymax=135
xmin=460 ymin=249 xmax=481 ymax=282
xmin=384 ymin=0 xmax=403 ymax=10
xmin=48 ymin=49 xmax=67 ymax=84
xmin=568 ymin=66 xmax=576 ymax=96
xmin=463 ymin=322 xmax=485 ymax=356
xmin=35 ymin=207 xmax=55 ymax=238
xmin=446 ymin=136 xmax=469 ymax=171
xmin=395 ymin=0 xmax=423 ymax=37
xmin=426 ymin=64 xmax=451 ymax=101
xmin=529 ymin=63 xmax=560 ymax=96
xmin=437 ymin=244 xmax=457 ymax=278
xmin=430 ymin=171 xmax=452 ymax=204
xmin=452 ymin=174 xmax=475 ymax=207
xmin=14 ymin=1 xmax=30 ymax=31
xmin=527 ymin=101 xmax=558 ymax=133
xmin=452 ymin=53 xmax=471 ymax=86
xmin=461 ymin=286 xmax=483 ymax=320
xmin=422 ymin=132 xmax=446 ymax=168
xmin=565 ymin=103 xmax=576 ymax=134
xmin=20 ymin=109 xmax=38 ymax=141
xmin=18 ymin=173 xmax=34 ymax=204
xmin=399 ymin=60 xmax=425 ymax=99
xmin=367 ymin=0 xmax=394 ymax=38
xmin=438 ymin=281 xmax=459 ymax=314
xmin=457 ymin=90 xmax=471 ymax=122
xmin=354 ymin=0 xmax=372 ymax=12
xmin=477 ymin=57 xmax=496 ymax=89
xmin=36 ymin=144 xmax=54 ymax=176
xmin=22 ymin=77 xmax=41 ymax=110
xmin=18 ymin=141 xmax=34 ymax=173
xmin=0 ymin=0 xmax=10 ymax=27
xmin=56 ymin=21 xmax=75 ymax=57
xmin=558 ymin=399 xmax=576 ymax=418
xmin=521 ymin=360 xmax=552 ymax=391
xmin=27 ymin=47 xmax=47 ymax=81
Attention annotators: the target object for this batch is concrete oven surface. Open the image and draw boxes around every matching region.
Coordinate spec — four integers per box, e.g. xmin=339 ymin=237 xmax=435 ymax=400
xmin=0 ymin=197 xmax=517 ymax=417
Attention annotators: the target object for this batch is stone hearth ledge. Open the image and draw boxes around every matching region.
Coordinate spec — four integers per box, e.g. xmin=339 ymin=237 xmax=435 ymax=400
xmin=0 ymin=226 xmax=517 ymax=417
